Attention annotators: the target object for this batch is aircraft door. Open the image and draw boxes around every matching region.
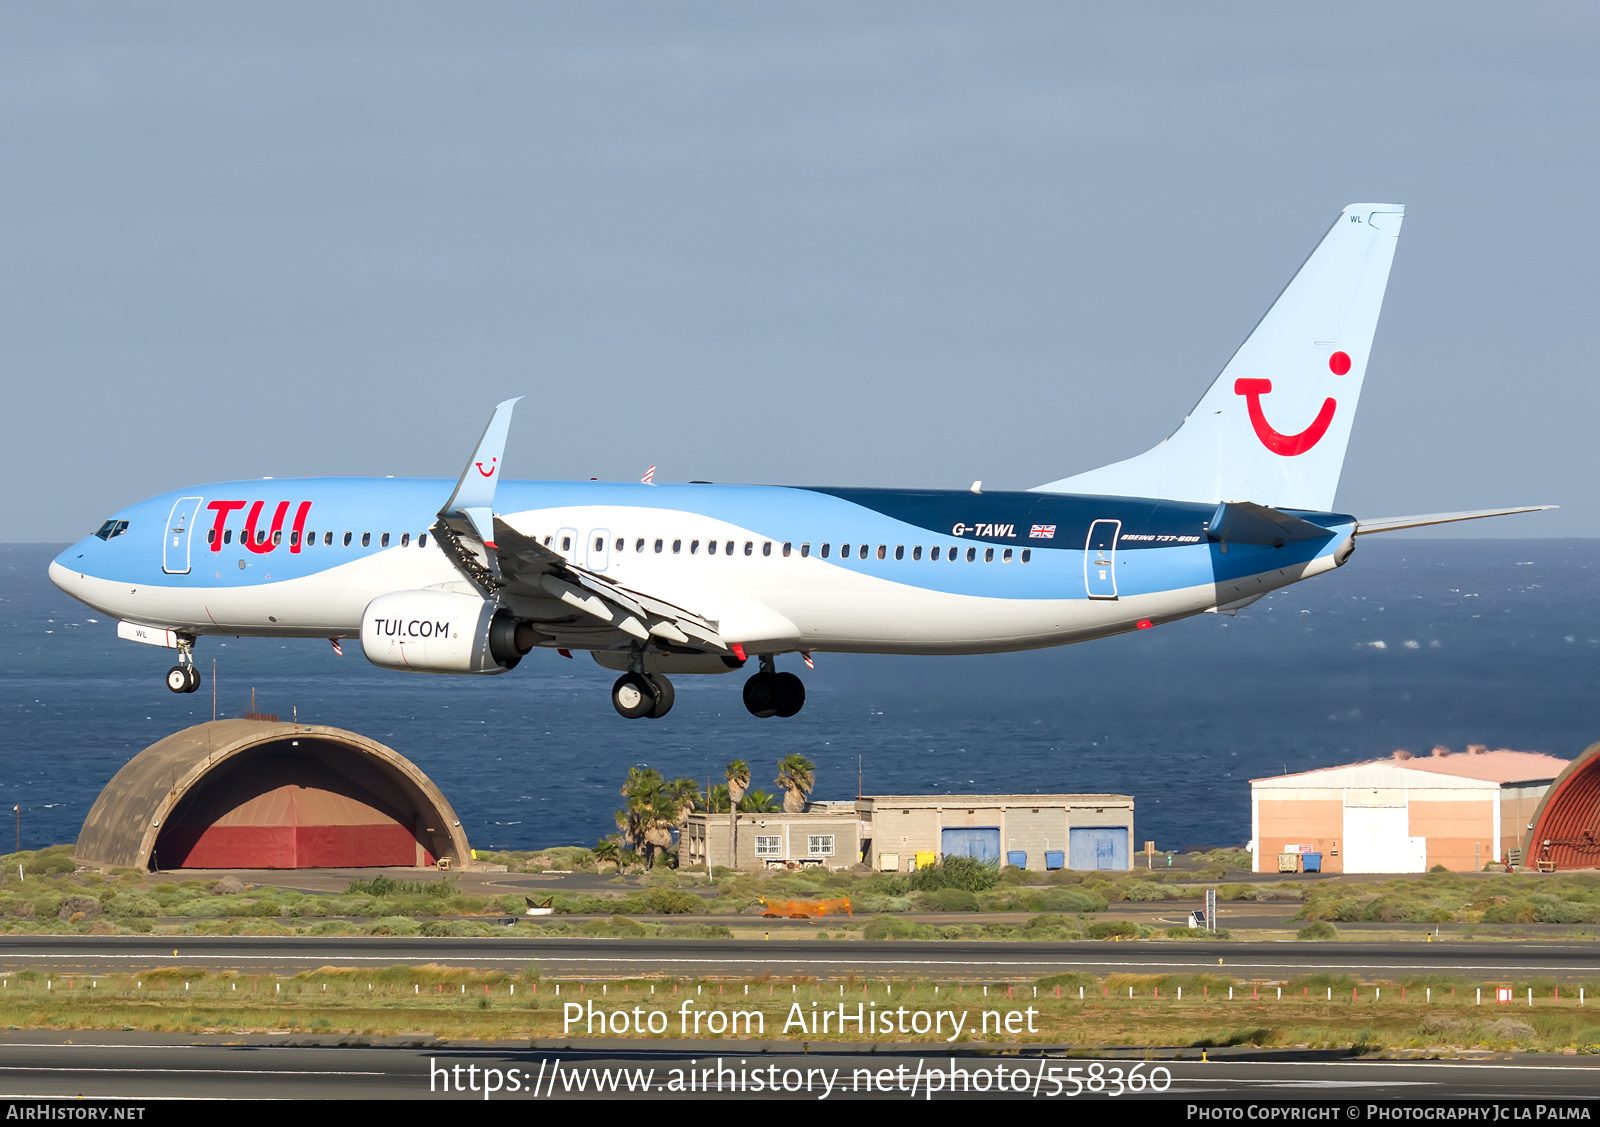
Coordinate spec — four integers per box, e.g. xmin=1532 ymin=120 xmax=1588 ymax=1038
xmin=162 ymin=496 xmax=204 ymax=575
xmin=1084 ymin=519 xmax=1121 ymax=599
xmin=555 ymin=527 xmax=578 ymax=562
xmin=587 ymin=528 xmax=611 ymax=572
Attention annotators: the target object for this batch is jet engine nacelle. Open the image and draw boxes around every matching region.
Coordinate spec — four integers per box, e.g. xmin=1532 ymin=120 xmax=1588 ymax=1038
xmin=360 ymin=589 xmax=535 ymax=674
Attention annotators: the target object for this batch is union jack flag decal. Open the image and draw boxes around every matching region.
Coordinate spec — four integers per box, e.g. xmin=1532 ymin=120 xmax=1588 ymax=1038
xmin=1029 ymin=525 xmax=1056 ymax=539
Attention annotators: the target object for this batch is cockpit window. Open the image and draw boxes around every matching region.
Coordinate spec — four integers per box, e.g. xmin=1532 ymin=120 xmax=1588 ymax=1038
xmin=93 ymin=520 xmax=129 ymax=541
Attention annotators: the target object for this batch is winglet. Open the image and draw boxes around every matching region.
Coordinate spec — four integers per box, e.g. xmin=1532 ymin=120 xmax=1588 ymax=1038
xmin=440 ymin=398 xmax=522 ymax=546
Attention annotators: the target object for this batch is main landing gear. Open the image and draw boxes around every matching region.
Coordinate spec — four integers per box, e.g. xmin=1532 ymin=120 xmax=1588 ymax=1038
xmin=165 ymin=634 xmax=201 ymax=694
xmin=743 ymin=656 xmax=805 ymax=719
xmin=611 ymin=672 xmax=675 ymax=719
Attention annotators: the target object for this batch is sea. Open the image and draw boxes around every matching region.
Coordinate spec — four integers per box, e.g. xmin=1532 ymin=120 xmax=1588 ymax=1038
xmin=4 ymin=538 xmax=1598 ymax=855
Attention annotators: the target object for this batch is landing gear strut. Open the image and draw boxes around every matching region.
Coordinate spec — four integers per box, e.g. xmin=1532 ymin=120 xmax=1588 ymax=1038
xmin=611 ymin=672 xmax=675 ymax=719
xmin=166 ymin=634 xmax=201 ymax=694
xmin=743 ymin=656 xmax=804 ymax=718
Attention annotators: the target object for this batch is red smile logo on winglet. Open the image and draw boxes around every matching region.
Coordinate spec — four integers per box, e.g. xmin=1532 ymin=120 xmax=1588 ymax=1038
xmin=475 ymin=457 xmax=497 ymax=478
xmin=1233 ymin=351 xmax=1350 ymax=456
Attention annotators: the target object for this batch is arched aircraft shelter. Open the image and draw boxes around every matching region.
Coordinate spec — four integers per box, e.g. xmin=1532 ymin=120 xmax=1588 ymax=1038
xmin=1526 ymin=740 xmax=1600 ymax=871
xmin=76 ymin=720 xmax=473 ymax=871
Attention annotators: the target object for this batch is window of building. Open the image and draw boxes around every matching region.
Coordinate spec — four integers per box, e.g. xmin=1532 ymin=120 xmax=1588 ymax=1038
xmin=361 ymin=532 xmax=372 ymax=547
xmin=984 ymin=547 xmax=994 ymax=562
xmin=755 ymin=835 xmax=782 ymax=856
xmin=808 ymin=835 xmax=835 ymax=856
xmin=1021 ymin=548 xmax=1032 ymax=563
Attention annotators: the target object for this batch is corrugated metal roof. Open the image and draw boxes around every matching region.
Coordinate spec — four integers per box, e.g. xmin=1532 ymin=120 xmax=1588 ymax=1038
xmin=1252 ymin=750 xmax=1569 ymax=789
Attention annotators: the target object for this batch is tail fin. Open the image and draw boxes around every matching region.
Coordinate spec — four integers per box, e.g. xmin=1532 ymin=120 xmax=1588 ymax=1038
xmin=1034 ymin=203 xmax=1404 ymax=511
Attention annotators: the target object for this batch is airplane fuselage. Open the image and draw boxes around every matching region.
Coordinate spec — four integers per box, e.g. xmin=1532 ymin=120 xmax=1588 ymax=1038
xmin=51 ymin=477 xmax=1356 ymax=658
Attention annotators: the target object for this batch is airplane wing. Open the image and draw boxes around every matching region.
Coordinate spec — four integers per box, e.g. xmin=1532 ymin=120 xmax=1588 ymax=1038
xmin=430 ymin=399 xmax=729 ymax=655
xmin=1354 ymin=506 xmax=1555 ymax=536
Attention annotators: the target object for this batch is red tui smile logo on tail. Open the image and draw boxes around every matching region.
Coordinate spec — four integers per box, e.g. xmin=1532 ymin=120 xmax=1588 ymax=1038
xmin=1233 ymin=351 xmax=1351 ymax=456
xmin=475 ymin=457 xmax=497 ymax=478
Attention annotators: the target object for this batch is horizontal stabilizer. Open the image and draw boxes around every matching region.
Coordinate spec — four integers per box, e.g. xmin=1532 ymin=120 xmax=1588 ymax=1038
xmin=1355 ymin=506 xmax=1555 ymax=536
xmin=1207 ymin=501 xmax=1336 ymax=547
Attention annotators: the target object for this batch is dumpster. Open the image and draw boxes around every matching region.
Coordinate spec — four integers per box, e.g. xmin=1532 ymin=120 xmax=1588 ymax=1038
xmin=1006 ymin=850 xmax=1027 ymax=869
xmin=878 ymin=852 xmax=900 ymax=872
xmin=914 ymin=850 xmax=938 ymax=869
xmin=1301 ymin=852 xmax=1323 ymax=873
xmin=1044 ymin=850 xmax=1065 ymax=870
xmin=1277 ymin=852 xmax=1302 ymax=873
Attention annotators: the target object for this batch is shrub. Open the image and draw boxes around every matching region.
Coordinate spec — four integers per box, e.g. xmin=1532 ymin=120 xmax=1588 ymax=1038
xmin=645 ymin=888 xmax=704 ymax=915
xmin=1478 ymin=1018 xmax=1536 ymax=1043
xmin=1217 ymin=884 xmax=1257 ymax=901
xmin=56 ymin=896 xmax=100 ymax=921
xmin=1418 ymin=1014 xmax=1470 ymax=1038
xmin=1122 ymin=882 xmax=1171 ymax=902
xmin=921 ymin=888 xmax=980 ymax=912
xmin=907 ymin=855 xmax=1000 ymax=894
xmin=1031 ymin=888 xmax=1107 ymax=913
xmin=1296 ymin=921 xmax=1339 ymax=941
xmin=1087 ymin=920 xmax=1151 ymax=940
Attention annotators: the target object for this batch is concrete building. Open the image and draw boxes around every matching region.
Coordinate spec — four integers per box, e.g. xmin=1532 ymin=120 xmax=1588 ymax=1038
xmin=1251 ymin=747 xmax=1568 ymax=874
xmin=76 ymin=719 xmax=477 ymax=871
xmin=682 ymin=793 xmax=1135 ymax=873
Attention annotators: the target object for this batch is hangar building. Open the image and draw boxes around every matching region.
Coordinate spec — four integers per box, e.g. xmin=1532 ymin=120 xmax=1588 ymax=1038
xmin=682 ymin=792 xmax=1135 ymax=872
xmin=75 ymin=719 xmax=476 ymax=871
xmin=1251 ymin=747 xmax=1567 ymax=874
xmin=1526 ymin=740 xmax=1600 ymax=871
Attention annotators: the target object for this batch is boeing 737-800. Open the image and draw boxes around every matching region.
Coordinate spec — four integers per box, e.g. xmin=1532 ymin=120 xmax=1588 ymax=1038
xmin=50 ymin=203 xmax=1548 ymax=719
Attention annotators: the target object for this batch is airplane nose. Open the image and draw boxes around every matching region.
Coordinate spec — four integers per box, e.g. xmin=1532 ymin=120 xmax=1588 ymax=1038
xmin=48 ymin=558 xmax=83 ymax=596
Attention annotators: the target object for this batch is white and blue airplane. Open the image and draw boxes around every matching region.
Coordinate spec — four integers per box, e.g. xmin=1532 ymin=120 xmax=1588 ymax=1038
xmin=51 ymin=203 xmax=1549 ymax=719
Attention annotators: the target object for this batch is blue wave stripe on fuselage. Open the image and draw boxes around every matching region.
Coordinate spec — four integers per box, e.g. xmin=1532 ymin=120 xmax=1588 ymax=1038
xmin=56 ymin=478 xmax=1354 ymax=601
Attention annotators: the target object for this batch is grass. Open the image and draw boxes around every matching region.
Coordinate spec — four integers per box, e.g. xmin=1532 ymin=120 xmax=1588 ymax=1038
xmin=4 ymin=966 xmax=1599 ymax=1050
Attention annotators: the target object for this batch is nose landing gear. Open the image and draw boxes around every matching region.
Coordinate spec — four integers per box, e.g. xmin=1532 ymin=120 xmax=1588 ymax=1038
xmin=743 ymin=656 xmax=805 ymax=718
xmin=166 ymin=634 xmax=201 ymax=694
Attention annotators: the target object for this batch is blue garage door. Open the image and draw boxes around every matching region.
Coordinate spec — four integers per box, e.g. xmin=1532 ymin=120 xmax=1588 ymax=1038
xmin=941 ymin=827 xmax=1000 ymax=864
xmin=1069 ymin=827 xmax=1128 ymax=870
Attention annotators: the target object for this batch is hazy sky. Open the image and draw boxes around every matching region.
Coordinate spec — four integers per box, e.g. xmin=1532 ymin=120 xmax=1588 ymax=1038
xmin=5 ymin=3 xmax=1597 ymax=541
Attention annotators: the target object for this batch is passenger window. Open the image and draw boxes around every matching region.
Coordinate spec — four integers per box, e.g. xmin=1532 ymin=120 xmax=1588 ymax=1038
xmin=745 ymin=541 xmax=755 ymax=556
xmin=708 ymin=540 xmax=717 ymax=555
xmin=781 ymin=542 xmax=790 ymax=557
xmin=400 ymin=532 xmax=410 ymax=547
xmin=966 ymin=547 xmax=976 ymax=562
xmin=304 ymin=530 xmax=314 ymax=546
xmin=726 ymin=540 xmax=735 ymax=555
xmin=615 ymin=537 xmax=624 ymax=552
xmin=840 ymin=543 xmax=849 ymax=558
xmin=544 ymin=536 xmax=552 ymax=546
xmin=594 ymin=537 xmax=604 ymax=552
xmin=894 ymin=545 xmax=904 ymax=560
xmin=984 ymin=547 xmax=994 ymax=562
xmin=380 ymin=533 xmax=390 ymax=547
xmin=1021 ymin=548 xmax=1032 ymax=563
xmin=561 ymin=536 xmax=571 ymax=552
xmin=207 ymin=529 xmax=216 ymax=544
xmin=696 ymin=540 xmax=704 ymax=554
xmin=655 ymin=539 xmax=665 ymax=553
xmin=343 ymin=532 xmax=352 ymax=546
xmin=636 ymin=538 xmax=645 ymax=552
xmin=760 ymin=541 xmax=769 ymax=556
xmin=1002 ymin=548 xmax=1013 ymax=562
xmin=673 ymin=539 xmax=682 ymax=554
xmin=221 ymin=529 xmax=231 ymax=545
xmin=362 ymin=533 xmax=371 ymax=547
xmin=821 ymin=543 xmax=830 ymax=559
xmin=930 ymin=546 xmax=939 ymax=560
xmin=418 ymin=534 xmax=427 ymax=548
xmin=272 ymin=530 xmax=283 ymax=546
xmin=290 ymin=530 xmax=300 ymax=547
xmin=799 ymin=543 xmax=809 ymax=558
xmin=912 ymin=546 xmax=922 ymax=560
xmin=877 ymin=545 xmax=886 ymax=560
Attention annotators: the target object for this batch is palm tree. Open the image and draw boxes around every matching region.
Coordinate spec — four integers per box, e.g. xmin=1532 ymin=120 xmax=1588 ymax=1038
xmin=725 ymin=760 xmax=750 ymax=870
xmin=775 ymin=753 xmax=816 ymax=813
xmin=593 ymin=836 xmax=621 ymax=869
xmin=738 ymin=788 xmax=781 ymax=813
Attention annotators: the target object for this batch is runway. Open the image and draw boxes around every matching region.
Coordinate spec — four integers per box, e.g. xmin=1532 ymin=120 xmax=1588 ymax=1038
xmin=1 ymin=936 xmax=1596 ymax=980
xmin=0 ymin=1032 xmax=1596 ymax=1100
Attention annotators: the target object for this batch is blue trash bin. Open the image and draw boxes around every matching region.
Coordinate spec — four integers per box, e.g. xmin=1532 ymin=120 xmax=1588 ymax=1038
xmin=1006 ymin=850 xmax=1027 ymax=869
xmin=1302 ymin=852 xmax=1323 ymax=873
xmin=1044 ymin=850 xmax=1065 ymax=870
